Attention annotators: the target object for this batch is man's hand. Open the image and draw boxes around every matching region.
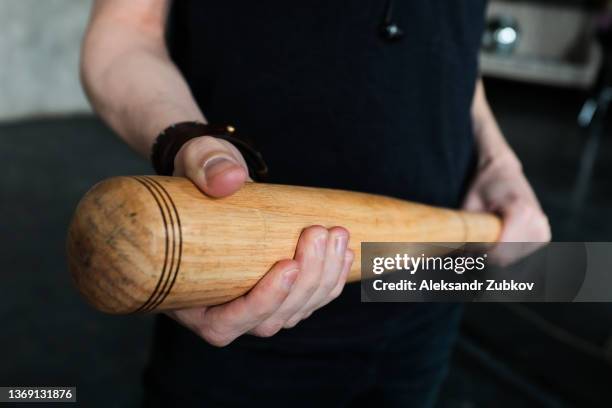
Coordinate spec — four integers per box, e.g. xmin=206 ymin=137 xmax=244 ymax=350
xmin=168 ymin=136 xmax=354 ymax=346
xmin=82 ymin=1 xmax=352 ymax=343
xmin=462 ymin=152 xmax=551 ymax=265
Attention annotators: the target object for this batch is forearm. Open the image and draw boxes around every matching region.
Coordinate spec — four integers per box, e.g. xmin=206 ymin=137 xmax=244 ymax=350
xmin=81 ymin=3 xmax=204 ymax=157
xmin=471 ymin=79 xmax=519 ymax=168
xmin=466 ymin=80 xmax=550 ymax=248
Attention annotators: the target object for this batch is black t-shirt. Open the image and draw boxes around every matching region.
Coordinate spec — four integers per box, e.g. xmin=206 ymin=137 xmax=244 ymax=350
xmin=163 ymin=0 xmax=486 ymax=338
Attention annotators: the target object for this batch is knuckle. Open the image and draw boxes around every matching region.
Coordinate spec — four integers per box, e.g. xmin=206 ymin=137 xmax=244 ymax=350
xmin=330 ymin=284 xmax=344 ymax=300
xmin=274 ymin=259 xmax=299 ymax=273
xmin=198 ymin=327 xmax=233 ymax=347
xmin=196 ymin=315 xmax=238 ymax=347
xmin=253 ymin=321 xmax=283 ymax=338
xmin=284 ymin=315 xmax=302 ymax=328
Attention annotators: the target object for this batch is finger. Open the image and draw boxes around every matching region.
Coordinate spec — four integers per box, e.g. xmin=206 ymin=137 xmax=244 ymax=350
xmin=490 ymin=201 xmax=550 ymax=266
xmin=498 ymin=200 xmax=536 ymax=242
xmin=175 ymin=136 xmax=248 ymax=198
xmin=285 ymin=227 xmax=348 ymax=326
xmin=196 ymin=259 xmax=299 ymax=346
xmin=287 ymin=248 xmax=355 ymax=328
xmin=462 ymin=190 xmax=485 ymax=212
xmin=327 ymin=248 xmax=354 ymax=304
xmin=164 ymin=307 xmax=208 ymax=334
xmin=252 ymin=226 xmax=328 ymax=335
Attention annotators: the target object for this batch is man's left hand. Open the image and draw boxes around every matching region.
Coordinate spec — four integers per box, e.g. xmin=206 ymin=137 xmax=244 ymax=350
xmin=462 ymin=151 xmax=551 ymax=265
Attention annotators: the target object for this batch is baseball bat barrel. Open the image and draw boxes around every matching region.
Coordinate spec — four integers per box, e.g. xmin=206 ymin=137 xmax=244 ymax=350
xmin=67 ymin=176 xmax=501 ymax=314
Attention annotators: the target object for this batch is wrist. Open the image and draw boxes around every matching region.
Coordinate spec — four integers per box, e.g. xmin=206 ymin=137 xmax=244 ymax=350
xmin=472 ymin=122 xmax=520 ymax=172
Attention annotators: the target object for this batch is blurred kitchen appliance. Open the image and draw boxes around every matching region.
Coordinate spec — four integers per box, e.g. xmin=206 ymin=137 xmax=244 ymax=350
xmin=483 ymin=15 xmax=521 ymax=55
xmin=481 ymin=0 xmax=603 ymax=89
xmin=481 ymin=1 xmax=611 ymax=215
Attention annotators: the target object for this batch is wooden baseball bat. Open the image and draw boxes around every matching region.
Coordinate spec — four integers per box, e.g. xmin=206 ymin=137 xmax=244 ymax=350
xmin=67 ymin=176 xmax=501 ymax=314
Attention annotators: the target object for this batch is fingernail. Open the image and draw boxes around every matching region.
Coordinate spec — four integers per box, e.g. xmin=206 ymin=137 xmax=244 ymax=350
xmin=202 ymin=155 xmax=236 ymax=181
xmin=334 ymin=235 xmax=347 ymax=255
xmin=282 ymin=269 xmax=299 ymax=291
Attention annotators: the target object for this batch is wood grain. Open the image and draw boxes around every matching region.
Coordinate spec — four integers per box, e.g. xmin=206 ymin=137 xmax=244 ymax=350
xmin=67 ymin=176 xmax=501 ymax=314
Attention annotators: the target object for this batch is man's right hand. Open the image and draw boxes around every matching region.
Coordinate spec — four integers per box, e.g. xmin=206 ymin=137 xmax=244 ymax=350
xmin=167 ymin=135 xmax=354 ymax=346
xmin=81 ymin=0 xmax=352 ymax=344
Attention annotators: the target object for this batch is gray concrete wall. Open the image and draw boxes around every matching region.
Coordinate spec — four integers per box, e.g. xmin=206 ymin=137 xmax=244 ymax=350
xmin=0 ymin=0 xmax=93 ymax=121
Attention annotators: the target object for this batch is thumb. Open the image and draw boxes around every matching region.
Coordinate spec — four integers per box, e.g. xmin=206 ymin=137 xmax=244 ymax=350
xmin=175 ymin=136 xmax=249 ymax=198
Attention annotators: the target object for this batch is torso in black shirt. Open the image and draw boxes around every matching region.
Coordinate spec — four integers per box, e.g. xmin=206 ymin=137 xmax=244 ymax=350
xmin=144 ymin=4 xmax=487 ymax=404
xmin=161 ymin=0 xmax=485 ymax=342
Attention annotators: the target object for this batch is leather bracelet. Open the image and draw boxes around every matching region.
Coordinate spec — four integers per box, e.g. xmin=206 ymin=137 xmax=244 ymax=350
xmin=150 ymin=121 xmax=268 ymax=181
